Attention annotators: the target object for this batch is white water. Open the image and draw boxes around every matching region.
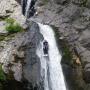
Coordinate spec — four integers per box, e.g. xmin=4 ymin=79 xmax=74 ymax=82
xmin=37 ymin=23 xmax=66 ymax=90
xmin=25 ymin=0 xmax=32 ymax=17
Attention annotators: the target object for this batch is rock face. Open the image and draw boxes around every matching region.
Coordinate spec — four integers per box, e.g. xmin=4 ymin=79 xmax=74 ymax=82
xmin=23 ymin=22 xmax=44 ymax=88
xmin=0 ymin=22 xmax=43 ymax=89
xmin=32 ymin=0 xmax=90 ymax=89
xmin=0 ymin=0 xmax=26 ymax=28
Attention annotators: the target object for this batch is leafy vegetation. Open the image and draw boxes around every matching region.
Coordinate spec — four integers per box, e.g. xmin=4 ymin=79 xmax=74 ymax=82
xmin=5 ymin=18 xmax=23 ymax=33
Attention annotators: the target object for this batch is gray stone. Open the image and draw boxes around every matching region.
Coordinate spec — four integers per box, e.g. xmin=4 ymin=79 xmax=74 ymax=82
xmin=23 ymin=22 xmax=44 ymax=86
xmin=0 ymin=21 xmax=8 ymax=36
xmin=54 ymin=0 xmax=68 ymax=4
xmin=0 ymin=22 xmax=43 ymax=87
xmin=0 ymin=0 xmax=26 ymax=28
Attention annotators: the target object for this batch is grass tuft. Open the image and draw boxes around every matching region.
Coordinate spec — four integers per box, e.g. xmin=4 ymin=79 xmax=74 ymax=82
xmin=5 ymin=18 xmax=23 ymax=33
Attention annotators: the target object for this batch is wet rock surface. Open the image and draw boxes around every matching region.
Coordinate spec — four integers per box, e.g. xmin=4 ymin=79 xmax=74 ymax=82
xmin=23 ymin=22 xmax=44 ymax=88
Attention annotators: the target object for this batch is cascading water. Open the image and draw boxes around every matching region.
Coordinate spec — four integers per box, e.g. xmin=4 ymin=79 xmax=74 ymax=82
xmin=36 ymin=23 xmax=67 ymax=90
xmin=25 ymin=0 xmax=32 ymax=17
xmin=22 ymin=0 xmax=36 ymax=18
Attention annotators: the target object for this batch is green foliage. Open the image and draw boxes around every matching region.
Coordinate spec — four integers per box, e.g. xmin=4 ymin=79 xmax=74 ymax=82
xmin=0 ymin=64 xmax=6 ymax=81
xmin=5 ymin=18 xmax=23 ymax=33
xmin=6 ymin=23 xmax=23 ymax=33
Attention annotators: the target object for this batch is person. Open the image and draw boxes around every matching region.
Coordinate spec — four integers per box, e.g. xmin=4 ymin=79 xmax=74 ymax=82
xmin=43 ymin=40 xmax=49 ymax=55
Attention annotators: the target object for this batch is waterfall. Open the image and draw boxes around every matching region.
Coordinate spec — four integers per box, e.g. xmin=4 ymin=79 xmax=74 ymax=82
xmin=25 ymin=0 xmax=32 ymax=17
xmin=36 ymin=23 xmax=66 ymax=90
xmin=22 ymin=0 xmax=36 ymax=18
xmin=22 ymin=0 xmax=67 ymax=89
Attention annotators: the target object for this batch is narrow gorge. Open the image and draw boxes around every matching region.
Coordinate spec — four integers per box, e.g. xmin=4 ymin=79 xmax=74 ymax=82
xmin=0 ymin=0 xmax=90 ymax=90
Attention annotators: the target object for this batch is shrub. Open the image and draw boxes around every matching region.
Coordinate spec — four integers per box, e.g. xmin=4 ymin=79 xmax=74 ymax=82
xmin=5 ymin=18 xmax=23 ymax=33
xmin=6 ymin=23 xmax=23 ymax=33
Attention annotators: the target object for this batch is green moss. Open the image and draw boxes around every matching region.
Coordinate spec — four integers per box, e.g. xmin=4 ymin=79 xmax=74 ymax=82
xmin=43 ymin=0 xmax=48 ymax=4
xmin=62 ymin=45 xmax=73 ymax=64
xmin=5 ymin=18 xmax=23 ymax=33
xmin=6 ymin=23 xmax=23 ymax=33
xmin=0 ymin=64 xmax=6 ymax=81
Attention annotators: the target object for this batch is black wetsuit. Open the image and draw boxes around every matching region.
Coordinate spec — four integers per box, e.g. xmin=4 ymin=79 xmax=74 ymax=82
xmin=43 ymin=41 xmax=49 ymax=54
